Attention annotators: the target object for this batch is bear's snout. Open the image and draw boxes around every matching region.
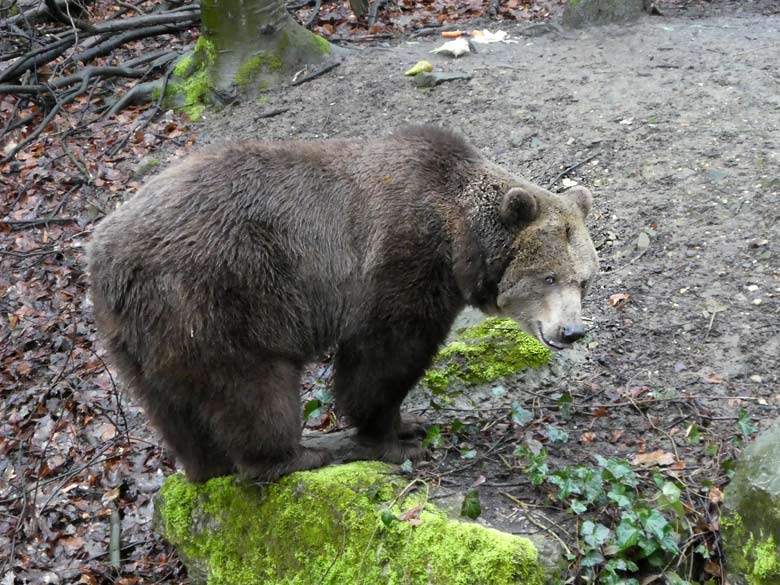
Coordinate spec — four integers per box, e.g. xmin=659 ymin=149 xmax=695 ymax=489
xmin=560 ymin=323 xmax=588 ymax=344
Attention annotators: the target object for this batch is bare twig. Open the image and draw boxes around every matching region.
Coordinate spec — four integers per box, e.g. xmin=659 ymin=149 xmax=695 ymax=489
xmin=290 ymin=61 xmax=340 ymax=86
xmin=0 ymin=217 xmax=79 ymax=230
xmin=254 ymin=107 xmax=290 ymax=120
xmin=44 ymin=0 xmax=96 ymax=31
xmin=501 ymin=492 xmax=574 ymax=558
xmin=545 ymin=150 xmax=602 ymax=190
xmin=304 ymin=0 xmax=322 ymax=28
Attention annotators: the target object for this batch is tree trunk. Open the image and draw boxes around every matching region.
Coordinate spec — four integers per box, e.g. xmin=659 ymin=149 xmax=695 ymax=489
xmin=201 ymin=0 xmax=332 ymax=92
xmin=167 ymin=0 xmax=332 ymax=117
xmin=562 ymin=0 xmax=645 ymax=28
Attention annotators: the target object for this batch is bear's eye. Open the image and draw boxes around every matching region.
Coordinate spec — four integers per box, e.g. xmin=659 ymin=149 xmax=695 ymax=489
xmin=544 ymin=275 xmax=556 ymax=285
xmin=565 ymin=225 xmax=573 ymax=242
xmin=580 ymin=280 xmax=589 ymax=290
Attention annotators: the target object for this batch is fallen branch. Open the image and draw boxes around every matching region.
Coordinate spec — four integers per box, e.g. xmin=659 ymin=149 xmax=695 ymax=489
xmin=254 ymin=107 xmax=290 ymax=120
xmin=0 ymin=217 xmax=79 ymax=230
xmin=44 ymin=0 xmax=96 ymax=31
xmin=76 ymin=21 xmax=197 ymax=63
xmin=545 ymin=150 xmax=602 ymax=190
xmin=0 ymin=64 xmax=148 ymax=95
xmin=304 ymin=0 xmax=322 ymax=28
xmin=0 ymin=9 xmax=198 ymax=82
xmin=290 ymin=61 xmax=340 ymax=86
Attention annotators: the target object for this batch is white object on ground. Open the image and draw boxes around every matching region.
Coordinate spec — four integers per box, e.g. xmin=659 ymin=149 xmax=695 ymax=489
xmin=470 ymin=29 xmax=510 ymax=44
xmin=431 ymin=37 xmax=471 ymax=57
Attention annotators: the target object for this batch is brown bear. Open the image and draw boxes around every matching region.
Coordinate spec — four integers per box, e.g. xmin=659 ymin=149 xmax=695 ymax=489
xmin=88 ymin=126 xmax=598 ymax=483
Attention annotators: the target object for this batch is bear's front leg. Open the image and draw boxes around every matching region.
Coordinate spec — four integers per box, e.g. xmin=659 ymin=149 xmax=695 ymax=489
xmin=333 ymin=335 xmax=438 ymax=464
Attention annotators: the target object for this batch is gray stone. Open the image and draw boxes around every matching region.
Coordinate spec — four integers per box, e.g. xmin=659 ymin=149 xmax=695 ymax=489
xmin=722 ymin=422 xmax=780 ymax=585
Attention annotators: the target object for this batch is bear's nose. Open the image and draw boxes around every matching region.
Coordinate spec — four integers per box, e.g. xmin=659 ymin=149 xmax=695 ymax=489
xmin=560 ymin=323 xmax=587 ymax=344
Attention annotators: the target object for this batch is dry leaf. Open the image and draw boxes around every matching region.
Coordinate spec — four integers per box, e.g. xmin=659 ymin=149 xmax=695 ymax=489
xmin=398 ymin=504 xmax=424 ymax=522
xmin=708 ymin=486 xmax=723 ymax=504
xmin=631 ymin=450 xmax=675 ymax=467
xmin=580 ymin=431 xmax=597 ymax=444
xmin=609 ymin=292 xmax=632 ymax=309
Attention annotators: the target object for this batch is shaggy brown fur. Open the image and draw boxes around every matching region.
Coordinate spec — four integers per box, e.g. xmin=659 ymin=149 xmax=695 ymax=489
xmin=88 ymin=126 xmax=598 ymax=483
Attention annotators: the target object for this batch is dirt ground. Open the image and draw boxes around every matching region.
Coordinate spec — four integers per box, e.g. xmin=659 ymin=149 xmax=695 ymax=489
xmin=2 ymin=0 xmax=779 ymax=583
xmin=198 ymin=2 xmax=780 ymax=581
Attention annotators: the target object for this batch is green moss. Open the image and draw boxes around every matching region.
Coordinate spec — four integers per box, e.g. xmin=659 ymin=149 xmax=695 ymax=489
xmin=722 ymin=511 xmax=780 ymax=585
xmin=235 ymin=53 xmax=284 ymax=90
xmin=156 ymin=462 xmax=543 ymax=585
xmin=422 ymin=318 xmax=551 ymax=394
xmin=173 ymin=54 xmax=195 ymax=78
xmin=752 ymin=536 xmax=780 ymax=580
xmin=312 ymin=34 xmax=332 ymax=54
xmin=161 ymin=37 xmax=219 ymax=120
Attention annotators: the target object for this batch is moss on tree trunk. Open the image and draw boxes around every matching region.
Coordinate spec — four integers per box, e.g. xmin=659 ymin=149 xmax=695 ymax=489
xmin=563 ymin=0 xmax=645 ymax=28
xmin=166 ymin=0 xmax=332 ymax=118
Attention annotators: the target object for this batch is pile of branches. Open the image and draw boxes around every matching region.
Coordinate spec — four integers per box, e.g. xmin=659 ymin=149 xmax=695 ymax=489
xmin=0 ymin=0 xmax=199 ymax=163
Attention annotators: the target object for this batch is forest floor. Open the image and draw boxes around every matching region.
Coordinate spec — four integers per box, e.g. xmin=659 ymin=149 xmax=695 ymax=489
xmin=2 ymin=0 xmax=779 ymax=583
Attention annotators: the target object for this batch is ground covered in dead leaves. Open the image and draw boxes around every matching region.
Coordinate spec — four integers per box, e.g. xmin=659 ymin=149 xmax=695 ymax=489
xmin=2 ymin=0 xmax=779 ymax=583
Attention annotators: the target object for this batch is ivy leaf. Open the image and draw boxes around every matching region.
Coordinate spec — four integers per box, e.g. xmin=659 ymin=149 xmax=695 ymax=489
xmin=422 ymin=424 xmax=443 ymax=448
xmin=511 ymin=403 xmax=533 ymax=426
xmin=579 ymin=548 xmax=605 ymax=568
xmin=380 ymin=509 xmax=396 ymax=527
xmin=581 ymin=520 xmax=611 ymax=548
xmin=303 ymin=399 xmax=322 ymax=421
xmin=461 ymin=489 xmax=481 ymax=519
xmin=643 ymin=509 xmax=669 ymax=542
xmin=615 ymin=517 xmax=640 ymax=550
xmin=737 ymin=408 xmax=757 ymax=438
xmin=570 ymin=499 xmax=587 ymax=515
xmin=545 ymin=424 xmax=570 ymax=444
xmin=460 ymin=448 xmax=477 ymax=459
xmin=557 ymin=391 xmax=574 ymax=418
xmin=607 ymin=482 xmax=633 ymax=509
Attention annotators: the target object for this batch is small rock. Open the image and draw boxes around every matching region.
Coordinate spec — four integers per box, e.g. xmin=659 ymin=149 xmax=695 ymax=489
xmin=530 ymin=136 xmax=544 ymax=149
xmin=746 ymin=284 xmax=759 ymax=292
xmin=750 ymin=375 xmax=763 ymax=383
xmin=752 ymin=298 xmax=763 ymax=306
xmin=706 ymin=168 xmax=729 ymax=182
xmin=673 ymin=168 xmax=697 ymax=181
xmin=636 ymin=232 xmax=651 ymax=250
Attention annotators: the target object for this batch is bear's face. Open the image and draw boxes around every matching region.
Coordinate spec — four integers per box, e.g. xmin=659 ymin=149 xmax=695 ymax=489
xmin=496 ymin=185 xmax=599 ymax=350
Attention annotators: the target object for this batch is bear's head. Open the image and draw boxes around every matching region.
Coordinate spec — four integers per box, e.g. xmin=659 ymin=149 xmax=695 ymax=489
xmin=495 ymin=183 xmax=599 ymax=350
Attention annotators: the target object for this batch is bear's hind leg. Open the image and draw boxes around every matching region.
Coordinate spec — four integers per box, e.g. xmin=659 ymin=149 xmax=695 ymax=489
xmin=202 ymin=359 xmax=332 ymax=483
xmin=143 ymin=395 xmax=235 ymax=483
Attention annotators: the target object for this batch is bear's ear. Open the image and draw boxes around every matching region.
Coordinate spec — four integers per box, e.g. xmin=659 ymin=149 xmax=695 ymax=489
xmin=500 ymin=187 xmax=539 ymax=227
xmin=563 ymin=185 xmax=593 ymax=218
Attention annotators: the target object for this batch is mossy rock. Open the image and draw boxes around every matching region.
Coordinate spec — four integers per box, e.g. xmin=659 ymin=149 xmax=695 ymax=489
xmin=155 ymin=462 xmax=545 ymax=585
xmin=722 ymin=423 xmax=780 ymax=585
xmin=421 ymin=317 xmax=552 ymax=396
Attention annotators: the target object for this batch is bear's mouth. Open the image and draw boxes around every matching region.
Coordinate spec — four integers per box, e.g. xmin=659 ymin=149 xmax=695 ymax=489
xmin=536 ymin=321 xmax=570 ymax=351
